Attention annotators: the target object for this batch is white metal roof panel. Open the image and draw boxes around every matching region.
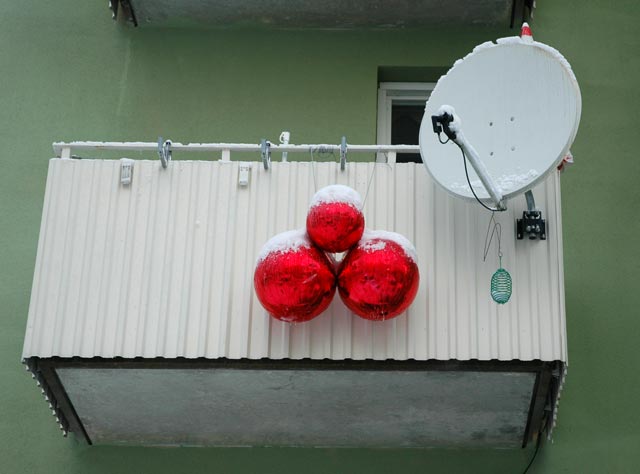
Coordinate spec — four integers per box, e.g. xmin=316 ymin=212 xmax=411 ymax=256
xmin=23 ymin=158 xmax=567 ymax=362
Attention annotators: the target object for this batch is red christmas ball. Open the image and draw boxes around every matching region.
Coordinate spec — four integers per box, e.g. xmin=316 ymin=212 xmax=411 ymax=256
xmin=338 ymin=230 xmax=419 ymax=321
xmin=306 ymin=185 xmax=365 ymax=253
xmin=254 ymin=229 xmax=336 ymax=323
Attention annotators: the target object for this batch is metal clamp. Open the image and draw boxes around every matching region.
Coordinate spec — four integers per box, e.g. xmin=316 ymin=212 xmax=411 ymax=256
xmin=261 ymin=139 xmax=271 ymax=170
xmin=340 ymin=136 xmax=347 ymax=171
xmin=157 ymin=137 xmax=172 ymax=169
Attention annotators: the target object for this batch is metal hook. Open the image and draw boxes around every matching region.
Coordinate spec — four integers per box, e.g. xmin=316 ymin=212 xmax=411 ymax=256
xmin=260 ymin=139 xmax=271 ymax=170
xmin=340 ymin=136 xmax=347 ymax=171
xmin=157 ymin=137 xmax=172 ymax=169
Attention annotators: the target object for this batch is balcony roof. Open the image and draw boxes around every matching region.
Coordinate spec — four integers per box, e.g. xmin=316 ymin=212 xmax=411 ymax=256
xmin=112 ymin=0 xmax=530 ymax=29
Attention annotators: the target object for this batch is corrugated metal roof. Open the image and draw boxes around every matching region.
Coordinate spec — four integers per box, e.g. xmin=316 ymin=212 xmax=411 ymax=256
xmin=23 ymin=158 xmax=567 ymax=362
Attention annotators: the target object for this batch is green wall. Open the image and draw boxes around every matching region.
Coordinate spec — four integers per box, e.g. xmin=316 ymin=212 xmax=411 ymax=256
xmin=1 ymin=1 xmax=639 ymax=472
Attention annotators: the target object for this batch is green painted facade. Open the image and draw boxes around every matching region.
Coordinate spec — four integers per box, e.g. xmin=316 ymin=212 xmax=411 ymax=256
xmin=1 ymin=1 xmax=639 ymax=472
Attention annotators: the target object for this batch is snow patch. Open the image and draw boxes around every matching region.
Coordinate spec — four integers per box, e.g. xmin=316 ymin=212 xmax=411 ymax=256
xmin=448 ymin=40 xmax=496 ymax=72
xmin=361 ymin=239 xmax=387 ymax=253
xmin=495 ymin=36 xmax=523 ymax=46
xmin=436 ymin=105 xmax=462 ymax=133
xmin=310 ymin=184 xmax=362 ymax=210
xmin=444 ymin=36 xmax=577 ymax=90
xmin=472 ymin=40 xmax=496 ymax=54
xmin=449 ymin=169 xmax=539 ymax=194
xmin=257 ymin=228 xmax=310 ymax=263
xmin=359 ymin=229 xmax=418 ymax=263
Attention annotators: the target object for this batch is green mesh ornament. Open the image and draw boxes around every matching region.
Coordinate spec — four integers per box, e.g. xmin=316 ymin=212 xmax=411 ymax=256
xmin=491 ymin=266 xmax=512 ymax=304
xmin=484 ymin=216 xmax=512 ymax=304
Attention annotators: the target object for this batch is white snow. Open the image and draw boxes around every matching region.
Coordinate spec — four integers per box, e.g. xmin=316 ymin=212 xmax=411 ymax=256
xmin=436 ymin=105 xmax=462 ymax=133
xmin=488 ymin=36 xmax=575 ymax=83
xmin=472 ymin=40 xmax=496 ymax=54
xmin=359 ymin=229 xmax=418 ymax=263
xmin=361 ymin=239 xmax=387 ymax=253
xmin=495 ymin=36 xmax=524 ymax=46
xmin=256 ymin=228 xmax=310 ymax=263
xmin=446 ymin=36 xmax=577 ymax=88
xmin=450 ymin=41 xmax=494 ymax=69
xmin=449 ymin=169 xmax=539 ymax=194
xmin=309 ymin=184 xmax=362 ymax=210
xmin=436 ymin=104 xmax=455 ymax=116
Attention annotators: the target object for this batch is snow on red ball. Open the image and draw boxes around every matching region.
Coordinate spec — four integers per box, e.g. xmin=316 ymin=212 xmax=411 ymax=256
xmin=254 ymin=229 xmax=336 ymax=323
xmin=306 ymin=185 xmax=365 ymax=253
xmin=338 ymin=230 xmax=419 ymax=321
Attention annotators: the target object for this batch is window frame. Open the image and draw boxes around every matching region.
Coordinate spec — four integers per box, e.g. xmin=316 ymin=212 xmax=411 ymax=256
xmin=376 ymin=82 xmax=436 ymax=163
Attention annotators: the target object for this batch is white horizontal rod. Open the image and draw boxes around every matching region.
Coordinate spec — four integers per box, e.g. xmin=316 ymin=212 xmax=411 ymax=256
xmin=52 ymin=141 xmax=420 ymax=157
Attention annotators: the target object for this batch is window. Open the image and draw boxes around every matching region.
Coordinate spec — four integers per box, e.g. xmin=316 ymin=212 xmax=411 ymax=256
xmin=376 ymin=82 xmax=435 ymax=163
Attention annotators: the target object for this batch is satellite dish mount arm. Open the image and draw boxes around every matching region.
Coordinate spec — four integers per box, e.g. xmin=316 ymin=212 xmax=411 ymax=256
xmin=432 ymin=108 xmax=506 ymax=211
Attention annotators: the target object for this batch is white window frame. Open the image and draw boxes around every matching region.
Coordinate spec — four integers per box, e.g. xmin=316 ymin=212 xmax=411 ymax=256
xmin=376 ymin=82 xmax=435 ymax=163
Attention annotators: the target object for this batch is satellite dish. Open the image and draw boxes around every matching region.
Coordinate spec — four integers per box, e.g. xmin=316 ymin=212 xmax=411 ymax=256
xmin=419 ymin=28 xmax=581 ymax=209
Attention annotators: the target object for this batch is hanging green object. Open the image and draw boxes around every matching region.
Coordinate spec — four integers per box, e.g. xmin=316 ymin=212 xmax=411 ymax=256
xmin=483 ymin=215 xmax=512 ymax=304
xmin=491 ymin=267 xmax=512 ymax=304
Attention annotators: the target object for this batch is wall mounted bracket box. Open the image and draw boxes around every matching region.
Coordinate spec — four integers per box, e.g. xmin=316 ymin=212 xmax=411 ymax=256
xmin=23 ymin=158 xmax=567 ymax=447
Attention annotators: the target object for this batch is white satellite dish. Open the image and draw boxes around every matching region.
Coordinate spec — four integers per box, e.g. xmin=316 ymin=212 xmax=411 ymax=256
xmin=419 ymin=29 xmax=581 ymax=210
